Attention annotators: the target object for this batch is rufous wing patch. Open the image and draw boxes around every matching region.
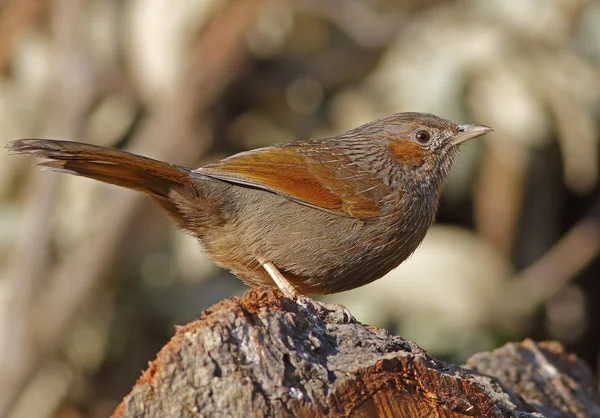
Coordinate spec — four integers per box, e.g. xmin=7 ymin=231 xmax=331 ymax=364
xmin=198 ymin=146 xmax=381 ymax=219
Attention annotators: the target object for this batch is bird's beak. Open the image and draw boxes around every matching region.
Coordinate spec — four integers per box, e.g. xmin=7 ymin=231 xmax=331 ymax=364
xmin=451 ymin=124 xmax=493 ymax=146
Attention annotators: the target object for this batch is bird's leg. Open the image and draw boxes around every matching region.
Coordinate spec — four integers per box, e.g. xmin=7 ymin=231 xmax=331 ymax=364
xmin=261 ymin=261 xmax=299 ymax=299
xmin=260 ymin=261 xmax=353 ymax=323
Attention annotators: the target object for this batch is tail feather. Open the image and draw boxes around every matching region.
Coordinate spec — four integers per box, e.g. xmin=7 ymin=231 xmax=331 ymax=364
xmin=6 ymin=139 xmax=197 ymax=225
xmin=7 ymin=139 xmax=193 ymax=196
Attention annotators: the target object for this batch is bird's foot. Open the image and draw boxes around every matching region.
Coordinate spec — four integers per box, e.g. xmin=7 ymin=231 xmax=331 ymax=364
xmin=295 ymin=295 xmax=354 ymax=324
xmin=260 ymin=260 xmax=354 ymax=323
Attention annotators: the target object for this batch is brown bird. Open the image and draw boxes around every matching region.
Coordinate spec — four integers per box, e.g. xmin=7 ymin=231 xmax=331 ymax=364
xmin=7 ymin=112 xmax=491 ymax=298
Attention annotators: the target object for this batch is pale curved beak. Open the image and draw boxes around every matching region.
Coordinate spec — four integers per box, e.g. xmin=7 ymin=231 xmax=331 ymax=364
xmin=452 ymin=124 xmax=493 ymax=145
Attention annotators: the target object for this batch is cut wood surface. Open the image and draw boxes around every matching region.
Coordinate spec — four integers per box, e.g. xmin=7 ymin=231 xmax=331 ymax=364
xmin=112 ymin=288 xmax=600 ymax=418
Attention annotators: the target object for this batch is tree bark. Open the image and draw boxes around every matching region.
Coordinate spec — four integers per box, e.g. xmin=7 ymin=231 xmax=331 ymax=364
xmin=112 ymin=288 xmax=600 ymax=418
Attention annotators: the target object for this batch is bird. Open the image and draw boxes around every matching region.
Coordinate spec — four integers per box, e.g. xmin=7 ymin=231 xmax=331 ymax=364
xmin=6 ymin=112 xmax=492 ymax=298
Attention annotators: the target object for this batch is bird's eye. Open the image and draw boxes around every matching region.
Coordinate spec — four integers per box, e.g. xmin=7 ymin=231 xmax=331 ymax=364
xmin=415 ymin=130 xmax=431 ymax=144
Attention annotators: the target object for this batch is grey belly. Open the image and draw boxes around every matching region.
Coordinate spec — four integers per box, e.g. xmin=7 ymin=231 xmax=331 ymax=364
xmin=215 ymin=185 xmax=418 ymax=293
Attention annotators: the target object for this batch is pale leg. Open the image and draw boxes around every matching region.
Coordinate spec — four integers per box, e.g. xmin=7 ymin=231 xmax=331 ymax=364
xmin=261 ymin=261 xmax=352 ymax=323
xmin=262 ymin=261 xmax=298 ymax=299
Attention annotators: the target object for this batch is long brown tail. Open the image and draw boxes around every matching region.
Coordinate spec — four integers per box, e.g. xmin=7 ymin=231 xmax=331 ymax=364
xmin=6 ymin=139 xmax=196 ymax=222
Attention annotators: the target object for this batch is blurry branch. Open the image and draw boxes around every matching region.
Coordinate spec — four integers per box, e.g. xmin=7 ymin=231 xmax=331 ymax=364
xmin=0 ymin=0 xmax=268 ymax=416
xmin=506 ymin=193 xmax=600 ymax=317
xmin=0 ymin=0 xmax=46 ymax=72
xmin=546 ymin=84 xmax=598 ymax=194
xmin=153 ymin=0 xmax=270 ymax=164
xmin=474 ymin=142 xmax=528 ymax=258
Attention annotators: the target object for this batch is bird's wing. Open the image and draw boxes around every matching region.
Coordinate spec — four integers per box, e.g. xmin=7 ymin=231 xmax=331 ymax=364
xmin=198 ymin=144 xmax=387 ymax=220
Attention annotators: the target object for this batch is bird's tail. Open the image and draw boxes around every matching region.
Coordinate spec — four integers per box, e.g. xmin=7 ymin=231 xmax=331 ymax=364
xmin=6 ymin=139 xmax=197 ymax=223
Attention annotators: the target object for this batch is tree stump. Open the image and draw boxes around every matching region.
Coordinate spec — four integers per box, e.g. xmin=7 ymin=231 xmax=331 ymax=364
xmin=112 ymin=288 xmax=600 ymax=418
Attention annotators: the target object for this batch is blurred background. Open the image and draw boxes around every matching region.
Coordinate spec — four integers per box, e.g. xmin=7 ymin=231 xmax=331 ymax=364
xmin=1 ymin=0 xmax=599 ymax=416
